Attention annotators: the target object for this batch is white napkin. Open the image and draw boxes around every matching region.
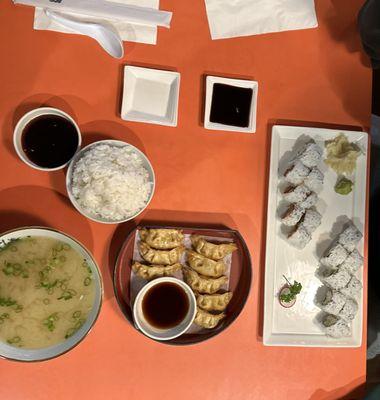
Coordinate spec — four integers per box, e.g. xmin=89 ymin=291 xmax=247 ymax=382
xmin=34 ymin=0 xmax=159 ymax=45
xmin=204 ymin=0 xmax=318 ymax=40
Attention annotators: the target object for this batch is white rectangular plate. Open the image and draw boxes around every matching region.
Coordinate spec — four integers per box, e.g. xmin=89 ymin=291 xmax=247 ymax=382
xmin=121 ymin=66 xmax=180 ymax=127
xmin=263 ymin=125 xmax=368 ymax=347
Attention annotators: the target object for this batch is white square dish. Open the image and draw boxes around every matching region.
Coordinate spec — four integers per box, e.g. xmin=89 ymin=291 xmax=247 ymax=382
xmin=121 ymin=66 xmax=180 ymax=127
xmin=204 ymin=76 xmax=258 ymax=133
xmin=263 ymin=125 xmax=368 ymax=348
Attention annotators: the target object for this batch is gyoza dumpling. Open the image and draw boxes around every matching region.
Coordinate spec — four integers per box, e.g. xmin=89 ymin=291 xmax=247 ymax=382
xmin=139 ymin=242 xmax=184 ymax=265
xmin=139 ymin=228 xmax=184 ymax=250
xmin=182 ymin=267 xmax=227 ymax=294
xmin=132 ymin=262 xmax=182 ymax=280
xmin=191 ymin=235 xmax=237 ymax=261
xmin=194 ymin=307 xmax=225 ymax=329
xmin=187 ymin=250 xmax=226 ymax=277
xmin=197 ymin=292 xmax=232 ymax=311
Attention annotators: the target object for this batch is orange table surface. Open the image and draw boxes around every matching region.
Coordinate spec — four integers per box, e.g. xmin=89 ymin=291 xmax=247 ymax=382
xmin=0 ymin=0 xmax=372 ymax=399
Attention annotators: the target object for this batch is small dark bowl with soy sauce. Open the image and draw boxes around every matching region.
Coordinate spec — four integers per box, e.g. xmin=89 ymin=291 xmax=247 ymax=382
xmin=13 ymin=107 xmax=82 ymax=171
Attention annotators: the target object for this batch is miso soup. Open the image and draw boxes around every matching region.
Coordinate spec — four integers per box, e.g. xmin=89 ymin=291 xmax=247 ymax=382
xmin=0 ymin=236 xmax=95 ymax=349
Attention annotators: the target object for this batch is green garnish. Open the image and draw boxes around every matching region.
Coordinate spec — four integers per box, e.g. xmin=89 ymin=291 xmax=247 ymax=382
xmin=62 ymin=244 xmax=70 ymax=251
xmin=84 ymin=277 xmax=91 ymax=286
xmin=72 ymin=311 xmax=81 ymax=319
xmin=2 ymin=262 xmax=29 ymax=278
xmin=57 ymin=289 xmax=76 ymax=301
xmin=65 ymin=318 xmax=85 ymax=339
xmin=0 ymin=313 xmax=10 ymax=324
xmin=43 ymin=313 xmax=59 ymax=332
xmin=7 ymin=336 xmax=21 ymax=345
xmin=65 ymin=328 xmax=76 ymax=339
xmin=334 ymin=177 xmax=353 ymax=195
xmin=279 ymin=276 xmax=302 ymax=303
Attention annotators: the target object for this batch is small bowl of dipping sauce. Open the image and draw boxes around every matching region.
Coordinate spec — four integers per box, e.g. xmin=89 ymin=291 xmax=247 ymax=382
xmin=133 ymin=277 xmax=196 ymax=341
xmin=13 ymin=107 xmax=81 ymax=171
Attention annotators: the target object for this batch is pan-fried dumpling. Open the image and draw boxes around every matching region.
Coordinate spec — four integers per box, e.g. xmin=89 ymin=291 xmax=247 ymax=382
xmin=139 ymin=228 xmax=184 ymax=250
xmin=194 ymin=307 xmax=225 ymax=329
xmin=132 ymin=262 xmax=182 ymax=280
xmin=182 ymin=267 xmax=227 ymax=294
xmin=191 ymin=235 xmax=237 ymax=261
xmin=187 ymin=250 xmax=226 ymax=277
xmin=197 ymin=292 xmax=232 ymax=311
xmin=139 ymin=242 xmax=184 ymax=265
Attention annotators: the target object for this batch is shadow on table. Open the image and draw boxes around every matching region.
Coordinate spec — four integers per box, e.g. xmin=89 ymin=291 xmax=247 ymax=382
xmin=0 ymin=185 xmax=93 ymax=252
xmin=308 ymin=378 xmax=366 ymax=400
xmin=322 ymin=0 xmax=372 ymax=125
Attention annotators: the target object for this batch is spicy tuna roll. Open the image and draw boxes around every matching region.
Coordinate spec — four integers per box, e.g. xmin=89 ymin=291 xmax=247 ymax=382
xmin=288 ymin=225 xmax=311 ymax=249
xmin=340 ymin=249 xmax=363 ymax=275
xmin=300 ymin=209 xmax=322 ymax=234
xmin=281 ymin=204 xmax=305 ymax=226
xmin=340 ymin=276 xmax=362 ymax=299
xmin=320 ymin=268 xmax=351 ymax=290
xmin=284 ymin=161 xmax=310 ymax=186
xmin=321 ymin=314 xmax=351 ymax=338
xmin=298 ymin=192 xmax=318 ymax=209
xmin=338 ymin=224 xmax=363 ymax=252
xmin=318 ymin=289 xmax=346 ymax=315
xmin=303 ymin=167 xmax=324 ymax=192
xmin=338 ymin=298 xmax=358 ymax=322
xmin=283 ymin=185 xmax=310 ymax=203
xmin=296 ymin=142 xmax=323 ymax=168
xmin=321 ymin=243 xmax=348 ymax=268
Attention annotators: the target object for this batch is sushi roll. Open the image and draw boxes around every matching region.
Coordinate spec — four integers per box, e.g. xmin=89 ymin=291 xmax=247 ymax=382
xmin=298 ymin=192 xmax=318 ymax=209
xmin=288 ymin=225 xmax=311 ymax=249
xmin=340 ymin=249 xmax=363 ymax=275
xmin=296 ymin=142 xmax=323 ymax=168
xmin=303 ymin=167 xmax=324 ymax=192
xmin=299 ymin=209 xmax=322 ymax=234
xmin=282 ymin=185 xmax=310 ymax=203
xmin=338 ymin=298 xmax=358 ymax=322
xmin=281 ymin=204 xmax=305 ymax=226
xmin=320 ymin=268 xmax=351 ymax=290
xmin=322 ymin=314 xmax=351 ymax=338
xmin=338 ymin=225 xmax=363 ymax=252
xmin=284 ymin=161 xmax=310 ymax=186
xmin=318 ymin=289 xmax=346 ymax=315
xmin=321 ymin=243 xmax=348 ymax=268
xmin=340 ymin=276 xmax=362 ymax=299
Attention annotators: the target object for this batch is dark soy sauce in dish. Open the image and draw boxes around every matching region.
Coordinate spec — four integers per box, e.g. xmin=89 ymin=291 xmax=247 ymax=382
xmin=210 ymin=83 xmax=253 ymax=128
xmin=142 ymin=282 xmax=189 ymax=329
xmin=22 ymin=115 xmax=79 ymax=168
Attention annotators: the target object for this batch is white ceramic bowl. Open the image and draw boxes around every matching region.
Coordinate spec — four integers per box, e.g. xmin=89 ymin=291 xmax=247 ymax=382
xmin=13 ymin=107 xmax=82 ymax=171
xmin=133 ymin=277 xmax=196 ymax=341
xmin=66 ymin=140 xmax=155 ymax=224
xmin=0 ymin=227 xmax=103 ymax=362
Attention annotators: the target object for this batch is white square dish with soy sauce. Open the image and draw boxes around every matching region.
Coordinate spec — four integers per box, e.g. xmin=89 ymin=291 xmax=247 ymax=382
xmin=204 ymin=76 xmax=258 ymax=133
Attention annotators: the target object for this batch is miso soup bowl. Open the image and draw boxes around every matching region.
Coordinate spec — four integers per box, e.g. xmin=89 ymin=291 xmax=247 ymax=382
xmin=0 ymin=227 xmax=103 ymax=362
xmin=133 ymin=277 xmax=196 ymax=341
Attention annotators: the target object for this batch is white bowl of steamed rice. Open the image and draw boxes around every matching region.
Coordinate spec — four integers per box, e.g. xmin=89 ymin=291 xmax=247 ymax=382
xmin=66 ymin=140 xmax=155 ymax=224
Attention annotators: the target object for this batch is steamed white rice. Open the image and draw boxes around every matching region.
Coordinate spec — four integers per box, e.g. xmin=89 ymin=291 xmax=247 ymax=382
xmin=71 ymin=144 xmax=152 ymax=220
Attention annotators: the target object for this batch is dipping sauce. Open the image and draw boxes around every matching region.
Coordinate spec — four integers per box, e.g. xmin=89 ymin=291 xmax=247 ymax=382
xmin=22 ymin=115 xmax=79 ymax=168
xmin=210 ymin=83 xmax=253 ymax=128
xmin=142 ymin=282 xmax=189 ymax=329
